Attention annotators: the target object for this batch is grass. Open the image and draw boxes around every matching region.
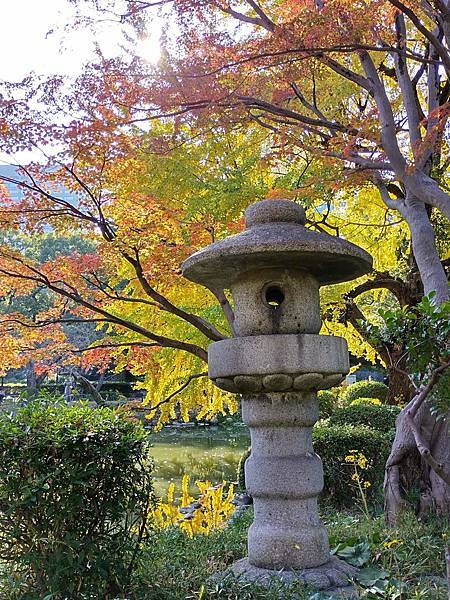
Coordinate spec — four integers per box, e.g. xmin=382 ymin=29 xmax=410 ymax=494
xmin=1 ymin=507 xmax=447 ymax=599
xmin=129 ymin=507 xmax=448 ymax=600
xmin=0 ymin=509 xmax=448 ymax=600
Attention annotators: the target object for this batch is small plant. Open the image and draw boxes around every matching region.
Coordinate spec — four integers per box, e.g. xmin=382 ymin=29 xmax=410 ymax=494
xmin=341 ymin=380 xmax=388 ymax=405
xmin=0 ymin=399 xmax=156 ymax=598
xmin=344 ymin=451 xmax=372 ymax=518
xmin=313 ymin=424 xmax=391 ymax=505
xmin=350 ymin=397 xmax=382 ymax=406
xmin=153 ymin=474 xmax=235 ymax=536
xmin=318 ymin=389 xmax=337 ymax=417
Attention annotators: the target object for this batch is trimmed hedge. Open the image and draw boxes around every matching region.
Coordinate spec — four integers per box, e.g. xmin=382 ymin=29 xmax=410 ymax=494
xmin=350 ymin=397 xmax=382 ymax=406
xmin=0 ymin=401 xmax=156 ymax=597
xmin=313 ymin=424 xmax=392 ymax=505
xmin=42 ymin=380 xmax=135 ymax=395
xmin=328 ymin=403 xmax=400 ymax=433
xmin=237 ymin=424 xmax=391 ymax=505
xmin=341 ymin=380 xmax=388 ymax=405
xmin=318 ymin=390 xmax=337 ymax=418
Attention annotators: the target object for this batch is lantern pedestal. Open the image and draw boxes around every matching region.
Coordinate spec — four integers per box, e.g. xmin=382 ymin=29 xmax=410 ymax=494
xmin=231 ymin=557 xmax=358 ymax=599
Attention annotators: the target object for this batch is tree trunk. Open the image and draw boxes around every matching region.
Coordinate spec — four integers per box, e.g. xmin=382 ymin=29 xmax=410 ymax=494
xmin=403 ymin=195 xmax=449 ymax=304
xmin=26 ymin=361 xmax=47 ymax=398
xmin=386 ymin=363 xmax=413 ymax=405
xmin=429 ymin=419 xmax=450 ymax=517
xmin=384 ymin=401 xmax=426 ymax=526
xmin=384 ymin=194 xmax=449 ymax=524
xmin=382 ymin=344 xmax=413 ymax=406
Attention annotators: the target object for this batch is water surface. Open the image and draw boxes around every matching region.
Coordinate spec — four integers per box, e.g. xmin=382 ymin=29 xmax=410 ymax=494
xmin=150 ymin=424 xmax=250 ymax=497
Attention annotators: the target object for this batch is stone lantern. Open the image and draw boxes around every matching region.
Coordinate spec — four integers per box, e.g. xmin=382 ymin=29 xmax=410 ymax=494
xmin=182 ymin=199 xmax=372 ymax=598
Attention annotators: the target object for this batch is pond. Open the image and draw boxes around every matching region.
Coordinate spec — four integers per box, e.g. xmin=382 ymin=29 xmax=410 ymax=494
xmin=150 ymin=423 xmax=250 ymax=497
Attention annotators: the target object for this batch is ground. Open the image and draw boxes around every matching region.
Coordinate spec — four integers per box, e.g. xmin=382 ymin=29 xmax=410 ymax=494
xmin=131 ymin=507 xmax=447 ymax=600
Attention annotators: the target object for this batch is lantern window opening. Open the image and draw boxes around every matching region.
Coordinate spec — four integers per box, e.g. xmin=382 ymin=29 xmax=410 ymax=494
xmin=264 ymin=284 xmax=285 ymax=308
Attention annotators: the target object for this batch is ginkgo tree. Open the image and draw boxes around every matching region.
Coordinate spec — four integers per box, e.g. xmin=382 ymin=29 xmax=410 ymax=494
xmin=0 ymin=0 xmax=448 ymax=520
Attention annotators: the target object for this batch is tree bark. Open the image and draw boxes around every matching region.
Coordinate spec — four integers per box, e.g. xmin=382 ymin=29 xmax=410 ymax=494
xmin=429 ymin=419 xmax=450 ymax=516
xmin=382 ymin=191 xmax=449 ymax=524
xmin=384 ymin=401 xmax=427 ymax=525
xmin=386 ymin=362 xmax=413 ymax=405
xmin=26 ymin=361 xmax=47 ymax=398
xmin=403 ymin=195 xmax=449 ymax=304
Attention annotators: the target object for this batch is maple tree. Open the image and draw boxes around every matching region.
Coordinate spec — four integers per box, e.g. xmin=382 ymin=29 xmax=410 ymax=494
xmin=0 ymin=0 xmax=449 ymax=520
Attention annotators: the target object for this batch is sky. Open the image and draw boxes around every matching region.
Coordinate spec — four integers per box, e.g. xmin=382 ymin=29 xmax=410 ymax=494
xmin=0 ymin=0 xmax=161 ymax=82
xmin=0 ymin=0 xmax=161 ymax=166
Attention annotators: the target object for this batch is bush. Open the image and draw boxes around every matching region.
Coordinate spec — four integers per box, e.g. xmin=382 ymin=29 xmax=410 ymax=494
xmin=341 ymin=380 xmax=388 ymax=405
xmin=314 ymin=423 xmax=392 ymax=505
xmin=329 ymin=403 xmax=400 ymax=433
xmin=0 ymin=400 xmax=156 ymax=598
xmin=350 ymin=397 xmax=382 ymax=406
xmin=318 ymin=389 xmax=337 ymax=417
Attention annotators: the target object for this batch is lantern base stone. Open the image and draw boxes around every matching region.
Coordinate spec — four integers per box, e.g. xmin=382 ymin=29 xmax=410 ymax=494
xmin=229 ymin=556 xmax=359 ymax=598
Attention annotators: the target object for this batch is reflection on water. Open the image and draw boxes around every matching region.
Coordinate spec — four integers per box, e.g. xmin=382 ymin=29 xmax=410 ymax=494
xmin=150 ymin=425 xmax=250 ymax=497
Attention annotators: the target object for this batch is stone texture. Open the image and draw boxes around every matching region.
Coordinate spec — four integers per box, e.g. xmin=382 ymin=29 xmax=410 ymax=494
xmin=213 ymin=372 xmax=346 ymax=392
xmin=231 ymin=267 xmax=321 ymax=336
xmin=180 ymin=198 xmax=371 ymax=599
xmin=181 ymin=199 xmax=372 ymax=288
xmin=245 ymin=198 xmax=307 ymax=227
xmin=242 ymin=392 xmax=329 ymax=569
xmin=293 ymin=372 xmax=324 ymax=390
xmin=234 ymin=375 xmax=262 ymax=393
xmin=230 ymin=556 xmax=358 ymax=598
xmin=262 ymin=373 xmax=293 ymax=391
xmin=214 ymin=377 xmax=238 ymax=393
xmin=208 ymin=334 xmax=349 ymax=380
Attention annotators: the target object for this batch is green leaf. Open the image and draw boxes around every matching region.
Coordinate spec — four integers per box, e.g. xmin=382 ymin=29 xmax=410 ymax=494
xmin=333 ymin=540 xmax=371 ymax=566
xmin=357 ymin=566 xmax=389 ymax=587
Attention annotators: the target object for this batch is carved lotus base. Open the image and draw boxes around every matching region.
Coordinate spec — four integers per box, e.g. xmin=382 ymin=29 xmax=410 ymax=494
xmin=213 ymin=371 xmax=345 ymax=393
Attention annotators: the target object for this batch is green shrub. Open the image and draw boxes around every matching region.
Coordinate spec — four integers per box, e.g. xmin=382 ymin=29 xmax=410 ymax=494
xmin=0 ymin=400 xmax=156 ymax=598
xmin=329 ymin=404 xmax=400 ymax=433
xmin=341 ymin=380 xmax=388 ymax=405
xmin=350 ymin=397 xmax=382 ymax=406
xmin=314 ymin=423 xmax=392 ymax=505
xmin=318 ymin=390 xmax=337 ymax=417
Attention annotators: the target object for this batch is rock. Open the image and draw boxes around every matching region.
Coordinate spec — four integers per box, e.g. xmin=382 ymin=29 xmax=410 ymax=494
xmin=233 ymin=376 xmax=262 ymax=393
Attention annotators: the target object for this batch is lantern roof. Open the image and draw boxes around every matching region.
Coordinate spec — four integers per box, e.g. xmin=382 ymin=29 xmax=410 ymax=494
xmin=182 ymin=199 xmax=372 ymax=288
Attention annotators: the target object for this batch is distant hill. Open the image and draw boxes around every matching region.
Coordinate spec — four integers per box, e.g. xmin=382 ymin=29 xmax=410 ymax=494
xmin=0 ymin=164 xmax=78 ymax=204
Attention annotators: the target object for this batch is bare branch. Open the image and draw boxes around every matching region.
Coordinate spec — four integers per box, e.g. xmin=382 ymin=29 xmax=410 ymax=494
xmin=406 ymin=409 xmax=450 ymax=484
xmin=0 ymin=253 xmax=209 ymax=362
xmin=392 ymin=13 xmax=422 ymax=151
xmin=208 ymin=287 xmax=236 ymax=334
xmin=372 ymin=175 xmax=405 ymax=212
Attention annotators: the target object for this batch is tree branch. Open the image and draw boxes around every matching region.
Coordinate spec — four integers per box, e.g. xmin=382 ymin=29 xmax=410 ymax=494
xmin=146 ymin=372 xmax=208 ymax=415
xmin=122 ymin=249 xmax=226 ymax=342
xmin=388 ymin=0 xmax=450 ymax=76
